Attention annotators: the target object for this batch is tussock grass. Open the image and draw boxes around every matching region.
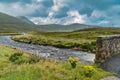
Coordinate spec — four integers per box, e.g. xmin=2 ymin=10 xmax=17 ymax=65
xmin=0 ymin=45 xmax=114 ymax=80
xmin=12 ymin=28 xmax=120 ymax=52
xmin=0 ymin=32 xmax=20 ymax=36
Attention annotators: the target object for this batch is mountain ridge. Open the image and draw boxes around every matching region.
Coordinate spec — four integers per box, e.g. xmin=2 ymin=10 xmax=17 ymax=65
xmin=36 ymin=23 xmax=100 ymax=32
xmin=17 ymin=16 xmax=35 ymax=25
xmin=0 ymin=12 xmax=100 ymax=32
xmin=0 ymin=12 xmax=40 ymax=32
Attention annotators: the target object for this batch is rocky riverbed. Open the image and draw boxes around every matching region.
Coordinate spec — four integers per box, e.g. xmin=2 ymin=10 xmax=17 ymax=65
xmin=0 ymin=36 xmax=95 ymax=63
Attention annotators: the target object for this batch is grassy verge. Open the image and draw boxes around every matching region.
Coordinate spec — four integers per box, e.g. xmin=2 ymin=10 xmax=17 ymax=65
xmin=12 ymin=27 xmax=120 ymax=52
xmin=0 ymin=32 xmax=20 ymax=36
xmin=0 ymin=45 xmax=114 ymax=80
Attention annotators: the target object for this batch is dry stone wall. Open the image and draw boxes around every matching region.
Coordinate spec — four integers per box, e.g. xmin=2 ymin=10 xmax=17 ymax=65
xmin=95 ymin=35 xmax=120 ymax=63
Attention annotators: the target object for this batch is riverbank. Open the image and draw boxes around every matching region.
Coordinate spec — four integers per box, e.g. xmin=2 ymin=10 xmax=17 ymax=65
xmin=0 ymin=32 xmax=20 ymax=36
xmin=0 ymin=45 xmax=114 ymax=80
xmin=0 ymin=36 xmax=95 ymax=63
xmin=12 ymin=28 xmax=120 ymax=53
xmin=100 ymin=76 xmax=120 ymax=80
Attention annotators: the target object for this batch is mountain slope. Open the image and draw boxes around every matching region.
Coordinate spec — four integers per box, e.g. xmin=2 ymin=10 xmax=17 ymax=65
xmin=0 ymin=12 xmax=100 ymax=32
xmin=0 ymin=12 xmax=39 ymax=32
xmin=37 ymin=23 xmax=100 ymax=32
xmin=17 ymin=16 xmax=34 ymax=25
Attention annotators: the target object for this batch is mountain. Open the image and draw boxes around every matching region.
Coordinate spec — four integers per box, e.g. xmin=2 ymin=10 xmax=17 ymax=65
xmin=17 ymin=16 xmax=34 ymax=25
xmin=0 ymin=12 xmax=39 ymax=32
xmin=36 ymin=23 xmax=100 ymax=32
xmin=0 ymin=12 xmax=100 ymax=32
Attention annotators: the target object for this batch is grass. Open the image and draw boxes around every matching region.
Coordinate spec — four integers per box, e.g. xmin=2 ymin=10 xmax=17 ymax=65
xmin=0 ymin=32 xmax=20 ymax=36
xmin=12 ymin=27 xmax=120 ymax=52
xmin=0 ymin=45 xmax=114 ymax=80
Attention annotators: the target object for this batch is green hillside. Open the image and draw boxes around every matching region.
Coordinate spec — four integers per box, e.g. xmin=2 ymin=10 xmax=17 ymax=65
xmin=0 ymin=12 xmax=40 ymax=32
xmin=17 ymin=16 xmax=35 ymax=25
xmin=0 ymin=12 xmax=101 ymax=32
xmin=37 ymin=23 xmax=99 ymax=32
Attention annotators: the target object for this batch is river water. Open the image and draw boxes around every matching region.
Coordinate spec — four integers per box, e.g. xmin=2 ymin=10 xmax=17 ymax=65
xmin=0 ymin=36 xmax=95 ymax=63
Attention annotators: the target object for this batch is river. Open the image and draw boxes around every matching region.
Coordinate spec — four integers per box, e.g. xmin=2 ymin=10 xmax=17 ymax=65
xmin=0 ymin=36 xmax=95 ymax=63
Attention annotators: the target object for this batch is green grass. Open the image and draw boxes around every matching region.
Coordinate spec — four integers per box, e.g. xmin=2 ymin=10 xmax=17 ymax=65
xmin=0 ymin=45 xmax=114 ymax=80
xmin=12 ymin=27 xmax=120 ymax=52
xmin=0 ymin=32 xmax=20 ymax=36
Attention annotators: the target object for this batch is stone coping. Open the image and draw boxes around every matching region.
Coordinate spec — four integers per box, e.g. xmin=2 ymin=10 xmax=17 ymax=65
xmin=98 ymin=35 xmax=120 ymax=40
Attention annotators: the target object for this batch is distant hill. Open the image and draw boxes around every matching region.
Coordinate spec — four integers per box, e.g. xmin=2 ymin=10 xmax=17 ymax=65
xmin=17 ymin=16 xmax=34 ymax=25
xmin=36 ymin=23 xmax=100 ymax=32
xmin=0 ymin=12 xmax=100 ymax=32
xmin=0 ymin=12 xmax=40 ymax=32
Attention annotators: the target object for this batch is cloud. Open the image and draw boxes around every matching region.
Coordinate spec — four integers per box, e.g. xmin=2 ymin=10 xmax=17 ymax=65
xmin=36 ymin=0 xmax=43 ymax=2
xmin=0 ymin=0 xmax=32 ymax=3
xmin=87 ymin=5 xmax=120 ymax=27
xmin=63 ymin=10 xmax=87 ymax=25
xmin=0 ymin=2 xmax=40 ymax=16
xmin=91 ymin=10 xmax=106 ymax=18
xmin=30 ymin=0 xmax=86 ymax=25
xmin=0 ymin=0 xmax=120 ymax=26
xmin=47 ymin=0 xmax=67 ymax=18
xmin=30 ymin=10 xmax=87 ymax=25
xmin=51 ymin=0 xmax=64 ymax=12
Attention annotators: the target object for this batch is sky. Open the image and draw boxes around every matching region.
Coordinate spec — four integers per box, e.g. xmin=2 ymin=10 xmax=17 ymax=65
xmin=0 ymin=0 xmax=120 ymax=26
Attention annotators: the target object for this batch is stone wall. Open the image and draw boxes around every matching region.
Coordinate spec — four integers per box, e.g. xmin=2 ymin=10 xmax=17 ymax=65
xmin=95 ymin=35 xmax=120 ymax=63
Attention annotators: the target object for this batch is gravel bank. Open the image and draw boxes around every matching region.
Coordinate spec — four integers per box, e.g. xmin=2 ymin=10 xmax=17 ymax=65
xmin=0 ymin=36 xmax=95 ymax=63
xmin=100 ymin=76 xmax=120 ymax=80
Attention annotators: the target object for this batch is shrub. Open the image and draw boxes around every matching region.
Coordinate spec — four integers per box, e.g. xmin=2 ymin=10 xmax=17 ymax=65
xmin=28 ymin=55 xmax=40 ymax=64
xmin=91 ymin=41 xmax=96 ymax=46
xmin=81 ymin=42 xmax=96 ymax=52
xmin=9 ymin=53 xmax=40 ymax=64
xmin=84 ymin=78 xmax=90 ymax=80
xmin=9 ymin=53 xmax=23 ymax=62
xmin=84 ymin=65 xmax=96 ymax=78
xmin=14 ymin=57 xmax=28 ymax=64
xmin=68 ymin=57 xmax=79 ymax=68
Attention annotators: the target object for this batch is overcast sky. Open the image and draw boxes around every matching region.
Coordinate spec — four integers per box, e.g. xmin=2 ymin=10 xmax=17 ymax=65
xmin=0 ymin=0 xmax=120 ymax=26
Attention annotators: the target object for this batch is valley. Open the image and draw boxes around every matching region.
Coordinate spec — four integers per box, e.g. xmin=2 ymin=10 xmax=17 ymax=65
xmin=12 ymin=27 xmax=120 ymax=52
xmin=0 ymin=12 xmax=119 ymax=80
